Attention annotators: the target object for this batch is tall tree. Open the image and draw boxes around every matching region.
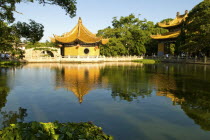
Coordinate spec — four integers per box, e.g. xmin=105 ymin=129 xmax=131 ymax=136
xmin=98 ymin=14 xmax=146 ymax=56
xmin=0 ymin=21 xmax=18 ymax=51
xmin=179 ymin=0 xmax=210 ymax=55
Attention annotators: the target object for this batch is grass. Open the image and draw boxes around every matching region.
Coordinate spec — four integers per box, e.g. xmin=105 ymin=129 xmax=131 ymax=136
xmin=132 ymin=59 xmax=160 ymax=64
xmin=0 ymin=60 xmax=21 ymax=66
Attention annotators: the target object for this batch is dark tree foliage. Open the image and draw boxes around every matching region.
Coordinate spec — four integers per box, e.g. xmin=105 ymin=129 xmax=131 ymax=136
xmin=1 ymin=108 xmax=27 ymax=128
xmin=0 ymin=21 xmax=16 ymax=51
xmin=179 ymin=0 xmax=210 ymax=55
xmin=0 ymin=0 xmax=77 ymax=23
xmin=13 ymin=20 xmax=44 ymax=44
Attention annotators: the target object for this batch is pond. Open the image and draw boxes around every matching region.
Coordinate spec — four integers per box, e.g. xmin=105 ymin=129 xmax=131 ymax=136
xmin=0 ymin=62 xmax=210 ymax=140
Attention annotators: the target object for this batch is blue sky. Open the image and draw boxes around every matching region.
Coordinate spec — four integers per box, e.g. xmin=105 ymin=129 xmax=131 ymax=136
xmin=14 ymin=0 xmax=203 ymax=42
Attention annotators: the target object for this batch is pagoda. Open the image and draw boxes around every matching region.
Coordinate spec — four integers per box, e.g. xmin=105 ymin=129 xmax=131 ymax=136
xmin=51 ymin=18 xmax=108 ymax=56
xmin=151 ymin=11 xmax=188 ymax=56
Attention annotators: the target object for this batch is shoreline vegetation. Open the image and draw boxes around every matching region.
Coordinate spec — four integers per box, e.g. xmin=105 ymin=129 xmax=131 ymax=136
xmin=0 ymin=122 xmax=113 ymax=140
xmin=0 ymin=60 xmax=22 ymax=67
xmin=132 ymin=59 xmax=159 ymax=64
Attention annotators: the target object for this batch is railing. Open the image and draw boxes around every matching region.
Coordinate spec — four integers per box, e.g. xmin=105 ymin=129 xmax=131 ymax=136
xmin=23 ymin=55 xmax=143 ymax=63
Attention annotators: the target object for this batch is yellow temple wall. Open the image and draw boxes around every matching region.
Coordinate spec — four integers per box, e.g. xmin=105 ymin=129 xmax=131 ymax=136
xmin=64 ymin=46 xmax=78 ymax=56
xmin=64 ymin=46 xmax=100 ymax=56
xmin=78 ymin=47 xmax=99 ymax=56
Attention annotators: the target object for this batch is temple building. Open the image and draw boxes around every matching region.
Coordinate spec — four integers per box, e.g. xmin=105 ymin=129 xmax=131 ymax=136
xmin=51 ymin=18 xmax=108 ymax=57
xmin=151 ymin=11 xmax=188 ymax=56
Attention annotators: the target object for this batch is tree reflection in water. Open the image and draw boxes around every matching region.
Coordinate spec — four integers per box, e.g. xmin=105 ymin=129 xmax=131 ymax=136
xmin=100 ymin=65 xmax=153 ymax=102
xmin=1 ymin=107 xmax=27 ymax=128
xmin=0 ymin=68 xmax=10 ymax=111
xmin=146 ymin=64 xmax=210 ymax=131
xmin=0 ymin=68 xmax=27 ymax=128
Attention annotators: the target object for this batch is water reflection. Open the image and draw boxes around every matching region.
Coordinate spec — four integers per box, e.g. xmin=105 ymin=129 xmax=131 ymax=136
xmin=1 ymin=107 xmax=27 ymax=128
xmin=0 ymin=63 xmax=210 ymax=139
xmin=55 ymin=64 xmax=101 ymax=103
xmin=100 ymin=64 xmax=152 ymax=102
xmin=52 ymin=62 xmax=152 ymax=103
xmin=0 ymin=68 xmax=27 ymax=128
xmin=150 ymin=68 xmax=185 ymax=105
xmin=0 ymin=68 xmax=10 ymax=111
xmin=146 ymin=64 xmax=210 ymax=131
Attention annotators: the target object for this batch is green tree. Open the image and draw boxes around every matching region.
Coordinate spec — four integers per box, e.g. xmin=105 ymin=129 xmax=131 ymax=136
xmin=0 ymin=0 xmax=77 ymax=23
xmin=98 ymin=14 xmax=145 ymax=56
xmin=179 ymin=0 xmax=210 ymax=55
xmin=159 ymin=18 xmax=173 ymax=24
xmin=100 ymin=38 xmax=126 ymax=56
xmin=13 ymin=20 xmax=44 ymax=44
xmin=0 ymin=21 xmax=18 ymax=52
xmin=98 ymin=14 xmax=169 ymax=56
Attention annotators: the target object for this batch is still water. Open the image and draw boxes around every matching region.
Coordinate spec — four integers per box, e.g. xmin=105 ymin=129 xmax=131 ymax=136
xmin=0 ymin=62 xmax=210 ymax=140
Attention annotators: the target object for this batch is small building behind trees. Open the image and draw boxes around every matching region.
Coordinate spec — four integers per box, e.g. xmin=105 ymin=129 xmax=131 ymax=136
xmin=51 ymin=18 xmax=109 ymax=57
xmin=151 ymin=11 xmax=188 ymax=56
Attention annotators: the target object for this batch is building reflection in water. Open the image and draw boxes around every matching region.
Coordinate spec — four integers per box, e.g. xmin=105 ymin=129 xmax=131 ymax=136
xmin=148 ymin=64 xmax=210 ymax=131
xmin=146 ymin=64 xmax=185 ymax=104
xmin=152 ymin=73 xmax=185 ymax=105
xmin=55 ymin=64 xmax=101 ymax=103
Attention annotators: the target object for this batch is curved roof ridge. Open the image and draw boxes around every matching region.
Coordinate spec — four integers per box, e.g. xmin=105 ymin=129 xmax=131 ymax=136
xmin=81 ymin=23 xmax=97 ymax=37
xmin=51 ymin=18 xmax=108 ymax=44
xmin=63 ymin=24 xmax=79 ymax=37
xmin=158 ymin=12 xmax=188 ymax=28
xmin=150 ymin=30 xmax=181 ymax=40
xmin=80 ymin=24 xmax=102 ymax=40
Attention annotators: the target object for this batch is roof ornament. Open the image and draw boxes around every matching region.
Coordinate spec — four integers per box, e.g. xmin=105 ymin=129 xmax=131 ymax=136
xmin=176 ymin=12 xmax=180 ymax=17
xmin=78 ymin=17 xmax=82 ymax=24
xmin=185 ymin=10 xmax=188 ymax=15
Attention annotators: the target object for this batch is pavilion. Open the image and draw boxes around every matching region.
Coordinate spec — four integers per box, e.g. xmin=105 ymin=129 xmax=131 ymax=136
xmin=50 ymin=18 xmax=108 ymax=57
